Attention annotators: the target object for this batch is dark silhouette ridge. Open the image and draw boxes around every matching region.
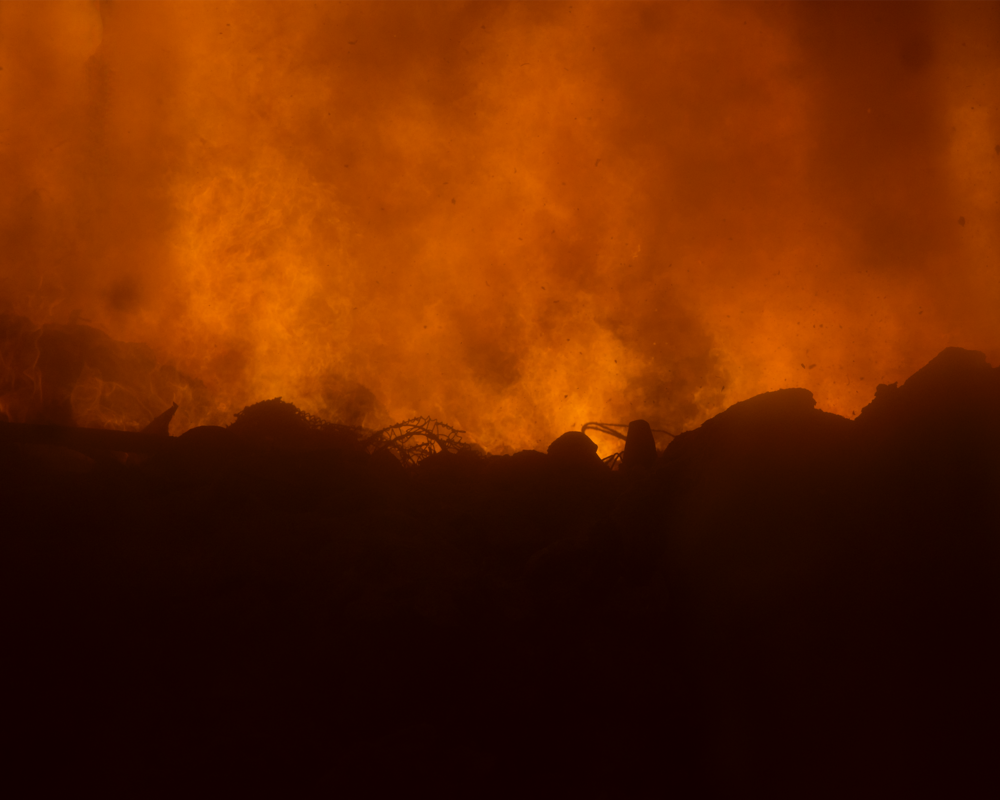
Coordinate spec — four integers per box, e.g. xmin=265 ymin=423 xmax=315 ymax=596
xmin=3 ymin=348 xmax=996 ymax=795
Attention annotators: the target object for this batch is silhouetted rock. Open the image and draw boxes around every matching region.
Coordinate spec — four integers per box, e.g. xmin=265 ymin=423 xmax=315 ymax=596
xmin=126 ymin=403 xmax=179 ymax=466
xmin=509 ymin=448 xmax=550 ymax=475
xmin=622 ymin=419 xmax=657 ymax=472
xmin=141 ymin=402 xmax=179 ymax=437
xmin=547 ymin=430 xmax=602 ymax=467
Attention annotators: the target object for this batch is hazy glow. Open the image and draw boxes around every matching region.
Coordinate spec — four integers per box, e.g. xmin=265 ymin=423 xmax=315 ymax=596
xmin=2 ymin=2 xmax=998 ymax=452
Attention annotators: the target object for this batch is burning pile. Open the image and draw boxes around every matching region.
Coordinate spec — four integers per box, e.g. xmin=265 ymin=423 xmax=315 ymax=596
xmin=3 ymin=1 xmax=999 ymax=791
xmin=4 ymin=347 xmax=997 ymax=794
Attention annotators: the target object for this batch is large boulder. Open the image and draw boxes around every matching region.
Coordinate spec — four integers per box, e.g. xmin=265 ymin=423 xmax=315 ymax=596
xmin=547 ymin=430 xmax=603 ymax=468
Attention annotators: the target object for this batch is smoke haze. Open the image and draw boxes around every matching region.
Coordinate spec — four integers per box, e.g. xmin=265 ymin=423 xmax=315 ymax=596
xmin=2 ymin=1 xmax=998 ymax=451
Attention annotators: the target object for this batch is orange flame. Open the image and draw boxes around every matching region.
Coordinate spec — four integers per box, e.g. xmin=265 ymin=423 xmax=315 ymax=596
xmin=2 ymin=1 xmax=998 ymax=453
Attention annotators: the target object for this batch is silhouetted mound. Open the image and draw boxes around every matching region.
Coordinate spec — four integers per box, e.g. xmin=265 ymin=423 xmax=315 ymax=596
xmin=3 ymin=348 xmax=997 ymax=795
xmin=852 ymin=347 xmax=1000 ymax=534
xmin=858 ymin=346 xmax=997 ymax=425
xmin=657 ymin=387 xmax=855 ymax=599
xmin=856 ymin=346 xmax=1000 ymax=455
xmin=547 ymin=430 xmax=602 ymax=467
xmin=228 ymin=396 xmax=364 ymax=452
xmin=661 ymin=386 xmax=851 ymax=469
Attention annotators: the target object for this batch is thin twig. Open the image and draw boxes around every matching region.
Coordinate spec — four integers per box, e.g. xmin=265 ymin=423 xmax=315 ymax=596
xmin=364 ymin=416 xmax=471 ymax=468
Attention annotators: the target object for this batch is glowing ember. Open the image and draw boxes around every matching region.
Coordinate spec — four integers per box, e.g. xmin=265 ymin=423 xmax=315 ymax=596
xmin=1 ymin=2 xmax=998 ymax=453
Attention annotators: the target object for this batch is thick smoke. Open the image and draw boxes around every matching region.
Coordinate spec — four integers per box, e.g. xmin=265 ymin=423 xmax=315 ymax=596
xmin=1 ymin=1 xmax=998 ymax=451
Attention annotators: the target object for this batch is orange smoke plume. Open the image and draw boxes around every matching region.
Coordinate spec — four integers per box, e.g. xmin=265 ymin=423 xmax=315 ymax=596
xmin=2 ymin=1 xmax=998 ymax=452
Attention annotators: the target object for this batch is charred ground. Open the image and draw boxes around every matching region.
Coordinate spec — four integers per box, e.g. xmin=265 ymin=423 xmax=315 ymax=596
xmin=3 ymin=347 xmax=998 ymax=796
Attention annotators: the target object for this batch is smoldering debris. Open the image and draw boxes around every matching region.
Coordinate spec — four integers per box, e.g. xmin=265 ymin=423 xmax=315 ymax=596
xmin=3 ymin=347 xmax=998 ymax=795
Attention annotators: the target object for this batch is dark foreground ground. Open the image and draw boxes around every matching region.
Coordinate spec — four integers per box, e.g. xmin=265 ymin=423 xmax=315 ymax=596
xmin=4 ymin=348 xmax=998 ymax=797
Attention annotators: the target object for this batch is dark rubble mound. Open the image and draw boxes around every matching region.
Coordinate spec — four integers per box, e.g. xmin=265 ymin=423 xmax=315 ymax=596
xmin=659 ymin=387 xmax=852 ymax=477
xmin=655 ymin=386 xmax=855 ymax=600
xmin=4 ymin=347 xmax=999 ymax=796
xmin=228 ymin=396 xmax=365 ymax=453
xmin=856 ymin=346 xmax=1000 ymax=442
xmin=547 ymin=430 xmax=600 ymax=464
xmin=227 ymin=399 xmax=479 ymax=472
xmin=546 ymin=430 xmax=609 ymax=479
xmin=646 ymin=351 xmax=999 ymax=792
xmin=854 ymin=347 xmax=1000 ymax=509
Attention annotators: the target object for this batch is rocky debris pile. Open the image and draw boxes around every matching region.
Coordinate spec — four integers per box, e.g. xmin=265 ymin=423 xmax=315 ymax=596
xmin=228 ymin=396 xmax=363 ymax=452
xmin=3 ymin=348 xmax=997 ymax=795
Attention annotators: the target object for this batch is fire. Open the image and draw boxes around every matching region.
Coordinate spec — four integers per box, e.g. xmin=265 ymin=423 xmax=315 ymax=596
xmin=2 ymin=2 xmax=998 ymax=454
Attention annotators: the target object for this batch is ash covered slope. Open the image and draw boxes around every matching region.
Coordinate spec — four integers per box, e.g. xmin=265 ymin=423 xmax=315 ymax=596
xmin=3 ymin=348 xmax=997 ymax=795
